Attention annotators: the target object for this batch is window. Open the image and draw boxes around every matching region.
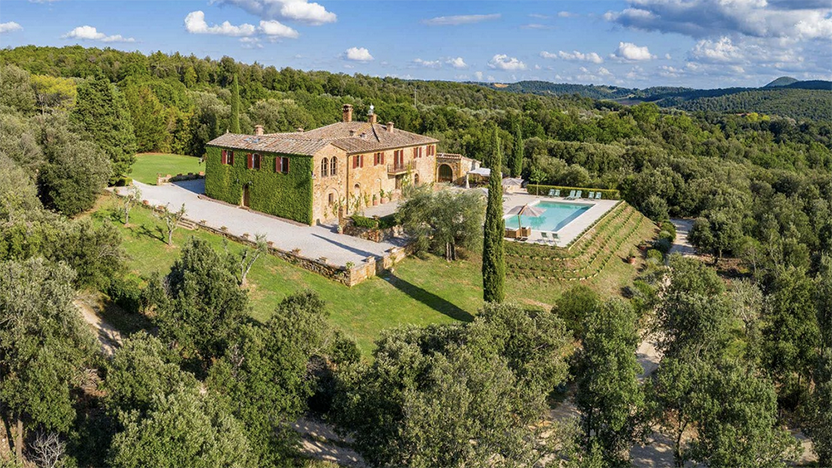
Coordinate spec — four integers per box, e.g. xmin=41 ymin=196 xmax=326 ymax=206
xmin=394 ymin=150 xmax=404 ymax=168
xmin=427 ymin=145 xmax=435 ymax=157
xmin=413 ymin=147 xmax=422 ymax=158
xmin=253 ymin=153 xmax=262 ymax=170
xmin=246 ymin=153 xmax=253 ymax=169
xmin=374 ymin=152 xmax=384 ymax=166
xmin=228 ymin=151 xmax=234 ymax=165
xmin=330 ymin=157 xmax=337 ymax=176
xmin=328 ymin=193 xmax=335 ymax=205
xmin=321 ymin=158 xmax=329 ymax=177
xmin=276 ymin=157 xmax=290 ymax=174
xmin=353 ymin=154 xmax=364 ymax=169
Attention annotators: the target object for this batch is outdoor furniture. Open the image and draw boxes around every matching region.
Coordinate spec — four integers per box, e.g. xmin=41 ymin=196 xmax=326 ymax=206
xmin=588 ymin=191 xmax=595 ymax=199
xmin=575 ymin=190 xmax=583 ymax=198
xmin=566 ymin=190 xmax=576 ymax=199
xmin=504 ymin=228 xmax=518 ymax=239
xmin=541 ymin=232 xmax=552 ymax=244
xmin=548 ymin=189 xmax=556 ymax=197
xmin=554 ymin=189 xmax=561 ymax=197
xmin=595 ymin=192 xmax=602 ymax=199
xmin=520 ymin=227 xmax=532 ymax=237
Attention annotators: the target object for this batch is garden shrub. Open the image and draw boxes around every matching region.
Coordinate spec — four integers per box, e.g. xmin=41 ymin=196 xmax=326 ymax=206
xmin=646 ymin=248 xmax=664 ymax=263
xmin=659 ymin=220 xmax=676 ymax=241
xmin=108 ymin=274 xmax=144 ymax=314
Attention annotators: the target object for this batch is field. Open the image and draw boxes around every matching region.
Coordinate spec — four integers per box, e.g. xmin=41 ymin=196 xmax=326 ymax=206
xmin=130 ymin=153 xmax=203 ymax=185
xmin=93 ymin=194 xmax=655 ymax=355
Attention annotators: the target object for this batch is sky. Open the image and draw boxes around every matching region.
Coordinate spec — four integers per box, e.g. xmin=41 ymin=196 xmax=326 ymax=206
xmin=1 ymin=0 xmax=831 ymax=89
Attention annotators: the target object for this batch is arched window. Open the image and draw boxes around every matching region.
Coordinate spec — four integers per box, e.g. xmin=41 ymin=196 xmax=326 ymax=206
xmin=330 ymin=158 xmax=337 ymax=177
xmin=414 ymin=173 xmax=420 ymax=186
xmin=321 ymin=158 xmax=328 ymax=177
xmin=328 ymin=193 xmax=335 ymax=205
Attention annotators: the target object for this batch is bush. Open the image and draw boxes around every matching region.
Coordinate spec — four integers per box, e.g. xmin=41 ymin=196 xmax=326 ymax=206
xmin=114 ymin=177 xmax=133 ymax=187
xmin=654 ymin=237 xmax=673 ymax=254
xmin=377 ymin=214 xmax=398 ymax=230
xmin=351 ymin=215 xmax=379 ymax=229
xmin=646 ymin=248 xmax=664 ymax=263
xmin=658 ymin=230 xmax=675 ymax=244
xmin=641 ymin=195 xmax=669 ymax=222
xmin=108 ymin=274 xmax=144 ymax=314
xmin=659 ymin=220 xmax=676 ymax=240
xmin=552 ymin=285 xmax=600 ymax=338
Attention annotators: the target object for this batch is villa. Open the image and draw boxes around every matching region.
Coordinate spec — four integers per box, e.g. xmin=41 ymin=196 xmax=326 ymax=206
xmin=205 ymin=104 xmax=439 ymax=225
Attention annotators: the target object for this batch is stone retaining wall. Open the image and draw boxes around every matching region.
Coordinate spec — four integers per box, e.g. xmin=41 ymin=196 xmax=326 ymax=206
xmin=157 ymin=172 xmax=205 ymax=185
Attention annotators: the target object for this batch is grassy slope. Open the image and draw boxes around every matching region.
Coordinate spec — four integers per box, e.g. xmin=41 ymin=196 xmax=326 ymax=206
xmin=131 ymin=153 xmax=203 ymax=185
xmin=94 ymin=194 xmax=654 ymax=355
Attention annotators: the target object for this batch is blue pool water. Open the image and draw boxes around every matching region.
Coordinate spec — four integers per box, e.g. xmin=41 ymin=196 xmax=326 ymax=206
xmin=505 ymin=201 xmax=592 ymax=232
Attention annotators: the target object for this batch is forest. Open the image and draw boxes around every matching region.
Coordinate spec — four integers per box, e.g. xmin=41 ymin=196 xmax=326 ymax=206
xmin=1 ymin=45 xmax=832 ymax=466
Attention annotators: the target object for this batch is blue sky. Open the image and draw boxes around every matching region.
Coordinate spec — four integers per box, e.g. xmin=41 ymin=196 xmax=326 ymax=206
xmin=1 ymin=0 xmax=830 ymax=88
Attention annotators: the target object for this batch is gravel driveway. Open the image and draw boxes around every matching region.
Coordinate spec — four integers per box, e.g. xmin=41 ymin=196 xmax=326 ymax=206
xmin=118 ymin=180 xmax=404 ymax=267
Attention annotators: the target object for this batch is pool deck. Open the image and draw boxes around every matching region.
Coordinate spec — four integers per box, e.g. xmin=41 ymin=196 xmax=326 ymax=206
xmin=502 ymin=192 xmax=619 ymax=247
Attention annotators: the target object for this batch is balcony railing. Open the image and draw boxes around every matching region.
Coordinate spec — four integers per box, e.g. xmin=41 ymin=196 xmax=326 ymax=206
xmin=387 ymin=162 xmax=411 ymax=175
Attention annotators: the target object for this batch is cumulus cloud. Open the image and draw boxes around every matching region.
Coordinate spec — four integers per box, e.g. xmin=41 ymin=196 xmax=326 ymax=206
xmin=185 ymin=11 xmax=298 ymax=39
xmin=488 ymin=54 xmax=527 ymax=71
xmin=345 ymin=47 xmax=373 ymax=62
xmin=212 ymin=0 xmax=336 ymax=25
xmin=63 ymin=25 xmax=135 ymax=43
xmin=474 ymin=71 xmax=484 ymax=80
xmin=413 ymin=58 xmax=442 ymax=68
xmin=423 ymin=14 xmax=501 ymax=26
xmin=240 ymin=37 xmax=263 ymax=49
xmin=610 ymin=42 xmax=656 ymax=61
xmin=0 ymin=22 xmax=23 ymax=34
xmin=446 ymin=57 xmax=468 ymax=69
xmin=690 ymin=36 xmax=744 ymax=63
xmin=541 ymin=50 xmax=604 ymax=63
xmin=185 ymin=11 xmax=256 ymax=36
xmin=606 ymin=0 xmax=832 ymax=40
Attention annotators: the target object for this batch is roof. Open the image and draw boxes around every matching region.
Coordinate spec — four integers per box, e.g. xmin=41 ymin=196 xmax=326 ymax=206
xmin=469 ymin=167 xmax=491 ymax=177
xmin=207 ymin=121 xmax=438 ymax=156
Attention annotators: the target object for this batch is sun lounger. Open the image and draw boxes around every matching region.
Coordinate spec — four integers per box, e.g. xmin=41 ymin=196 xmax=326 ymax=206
xmin=565 ymin=190 xmax=576 ymax=200
xmin=554 ymin=189 xmax=561 ymax=197
xmin=504 ymin=228 xmax=518 ymax=239
xmin=575 ymin=190 xmax=583 ymax=198
xmin=548 ymin=189 xmax=556 ymax=197
xmin=595 ymin=192 xmax=602 ymax=199
xmin=588 ymin=191 xmax=595 ymax=199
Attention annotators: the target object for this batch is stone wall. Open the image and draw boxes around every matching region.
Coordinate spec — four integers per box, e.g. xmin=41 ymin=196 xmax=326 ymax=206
xmin=157 ymin=172 xmax=204 ymax=185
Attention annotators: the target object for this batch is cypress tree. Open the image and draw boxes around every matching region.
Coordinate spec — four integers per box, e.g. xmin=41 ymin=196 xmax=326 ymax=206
xmin=512 ymin=123 xmax=523 ymax=178
xmin=230 ymin=74 xmax=241 ymax=134
xmin=482 ymin=127 xmax=505 ymax=303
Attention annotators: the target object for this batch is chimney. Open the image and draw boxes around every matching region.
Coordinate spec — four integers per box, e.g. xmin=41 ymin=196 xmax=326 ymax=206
xmin=342 ymin=104 xmax=353 ymax=123
xmin=386 ymin=122 xmax=395 ymax=133
xmin=254 ymin=125 xmax=264 ymax=136
xmin=368 ymin=104 xmax=377 ymax=124
xmin=297 ymin=127 xmax=304 ymax=133
xmin=349 ymin=129 xmax=356 ymax=136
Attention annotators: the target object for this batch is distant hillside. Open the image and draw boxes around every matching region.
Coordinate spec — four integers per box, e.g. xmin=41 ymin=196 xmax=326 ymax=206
xmin=765 ymin=76 xmax=799 ymax=88
xmin=486 ymin=79 xmax=832 ymax=120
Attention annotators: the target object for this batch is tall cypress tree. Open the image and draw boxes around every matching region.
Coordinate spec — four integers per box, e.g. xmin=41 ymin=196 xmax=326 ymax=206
xmin=482 ymin=127 xmax=505 ymax=303
xmin=512 ymin=123 xmax=523 ymax=178
xmin=230 ymin=74 xmax=241 ymax=134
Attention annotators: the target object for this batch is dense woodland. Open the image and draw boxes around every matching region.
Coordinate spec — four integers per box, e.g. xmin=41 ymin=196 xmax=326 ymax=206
xmin=1 ymin=45 xmax=832 ymax=467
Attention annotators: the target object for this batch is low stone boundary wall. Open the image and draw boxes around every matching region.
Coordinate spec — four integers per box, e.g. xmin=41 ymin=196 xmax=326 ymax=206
xmin=157 ymin=172 xmax=205 ymax=185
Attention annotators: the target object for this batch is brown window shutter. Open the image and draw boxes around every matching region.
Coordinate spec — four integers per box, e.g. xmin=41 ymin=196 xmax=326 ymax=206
xmin=275 ymin=157 xmax=281 ymax=173
xmin=247 ymin=153 xmax=253 ymax=169
xmin=221 ymin=150 xmax=227 ymax=165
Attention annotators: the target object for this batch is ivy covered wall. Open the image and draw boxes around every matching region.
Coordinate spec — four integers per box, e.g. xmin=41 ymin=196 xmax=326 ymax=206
xmin=204 ymin=145 xmax=314 ymax=225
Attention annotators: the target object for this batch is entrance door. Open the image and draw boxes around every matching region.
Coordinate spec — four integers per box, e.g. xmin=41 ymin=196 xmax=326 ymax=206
xmin=242 ymin=185 xmax=251 ymax=208
xmin=438 ymin=164 xmax=453 ymax=183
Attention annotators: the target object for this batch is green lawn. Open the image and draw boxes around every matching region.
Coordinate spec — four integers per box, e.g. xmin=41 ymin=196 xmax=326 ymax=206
xmin=93 ymin=195 xmax=652 ymax=355
xmin=130 ymin=153 xmax=203 ymax=185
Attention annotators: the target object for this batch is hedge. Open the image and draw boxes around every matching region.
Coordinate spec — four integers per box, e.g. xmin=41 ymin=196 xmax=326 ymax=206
xmin=351 ymin=213 xmax=399 ymax=230
xmin=204 ymin=145 xmax=314 ymax=225
xmin=527 ymin=184 xmax=620 ymax=200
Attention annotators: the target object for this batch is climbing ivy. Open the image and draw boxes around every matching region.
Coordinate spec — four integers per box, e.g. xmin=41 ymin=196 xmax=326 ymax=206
xmin=204 ymin=146 xmax=314 ymax=225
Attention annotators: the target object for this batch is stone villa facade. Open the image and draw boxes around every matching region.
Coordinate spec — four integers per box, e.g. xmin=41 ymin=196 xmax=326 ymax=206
xmin=205 ymin=104 xmax=439 ymax=225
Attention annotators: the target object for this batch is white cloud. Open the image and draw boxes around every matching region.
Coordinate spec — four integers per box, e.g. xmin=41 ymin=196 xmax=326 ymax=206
xmin=610 ymin=42 xmax=656 ymax=61
xmin=488 ymin=54 xmax=527 ymax=71
xmin=690 ymin=36 xmax=744 ymax=63
xmin=423 ymin=14 xmax=501 ymax=26
xmin=413 ymin=58 xmax=442 ymax=68
xmin=542 ymin=50 xmax=604 ymax=63
xmin=529 ymin=13 xmax=551 ymax=19
xmin=522 ymin=23 xmax=554 ymax=30
xmin=185 ymin=11 xmax=256 ymax=36
xmin=474 ymin=71 xmax=484 ymax=80
xmin=259 ymin=20 xmax=299 ymax=38
xmin=213 ymin=0 xmax=336 ymax=25
xmin=345 ymin=47 xmax=373 ymax=62
xmin=446 ymin=57 xmax=468 ymax=69
xmin=658 ymin=65 xmax=683 ymax=78
xmin=240 ymin=37 xmax=263 ymax=49
xmin=0 ymin=22 xmax=23 ymax=34
xmin=63 ymin=25 xmax=135 ymax=43
xmin=558 ymin=11 xmax=577 ymax=18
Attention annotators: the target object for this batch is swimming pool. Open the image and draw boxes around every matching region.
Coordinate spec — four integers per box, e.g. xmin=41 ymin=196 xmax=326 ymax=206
xmin=505 ymin=201 xmax=592 ymax=232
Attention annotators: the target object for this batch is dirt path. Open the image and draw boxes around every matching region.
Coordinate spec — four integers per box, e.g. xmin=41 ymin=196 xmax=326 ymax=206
xmin=291 ymin=417 xmax=366 ymax=467
xmin=669 ymin=219 xmax=696 ymax=256
xmin=74 ymin=293 xmax=122 ymax=356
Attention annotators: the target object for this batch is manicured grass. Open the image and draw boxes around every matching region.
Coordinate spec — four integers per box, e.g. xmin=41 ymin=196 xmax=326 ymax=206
xmin=130 ymin=153 xmax=203 ymax=185
xmin=92 ymin=196 xmax=654 ymax=355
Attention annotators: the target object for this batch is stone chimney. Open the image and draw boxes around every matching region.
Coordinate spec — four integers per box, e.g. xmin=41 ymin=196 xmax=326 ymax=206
xmin=342 ymin=104 xmax=353 ymax=123
xmin=254 ymin=125 xmax=264 ymax=136
xmin=349 ymin=129 xmax=356 ymax=136
xmin=368 ymin=104 xmax=377 ymax=124
xmin=386 ymin=122 xmax=395 ymax=133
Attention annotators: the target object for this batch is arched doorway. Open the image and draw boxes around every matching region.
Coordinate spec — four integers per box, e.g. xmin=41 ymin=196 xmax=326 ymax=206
xmin=242 ymin=184 xmax=251 ymax=208
xmin=438 ymin=164 xmax=454 ymax=183
xmin=414 ymin=173 xmax=420 ymax=186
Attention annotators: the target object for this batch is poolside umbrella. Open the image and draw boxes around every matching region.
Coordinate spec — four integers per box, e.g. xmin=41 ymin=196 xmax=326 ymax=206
xmin=506 ymin=204 xmax=545 ymax=231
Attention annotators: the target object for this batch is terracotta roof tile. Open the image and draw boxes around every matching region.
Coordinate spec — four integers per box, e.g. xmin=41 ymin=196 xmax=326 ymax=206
xmin=208 ymin=122 xmax=438 ymax=156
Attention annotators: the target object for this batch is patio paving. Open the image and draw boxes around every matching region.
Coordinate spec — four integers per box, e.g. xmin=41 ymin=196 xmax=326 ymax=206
xmin=116 ymin=180 xmax=404 ymax=267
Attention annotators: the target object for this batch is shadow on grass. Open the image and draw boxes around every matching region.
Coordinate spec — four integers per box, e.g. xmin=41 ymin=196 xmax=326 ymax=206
xmin=384 ymin=273 xmax=474 ymax=323
xmin=134 ymin=223 xmax=165 ymax=243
